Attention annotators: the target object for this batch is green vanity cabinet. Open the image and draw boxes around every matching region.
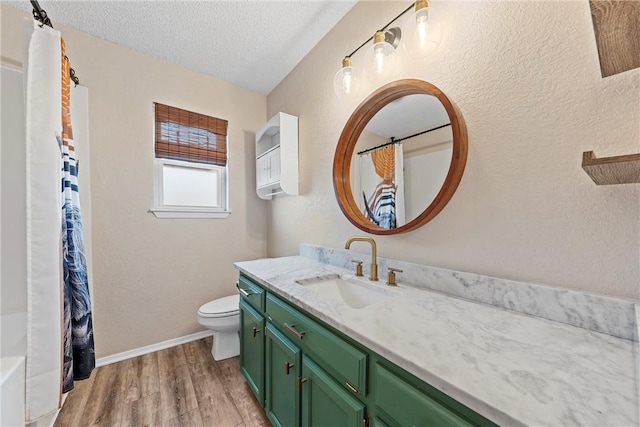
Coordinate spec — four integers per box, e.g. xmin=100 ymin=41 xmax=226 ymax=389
xmin=237 ymin=274 xmax=497 ymax=427
xmin=239 ymin=298 xmax=265 ymax=405
xmin=265 ymin=323 xmax=301 ymax=427
xmin=301 ymin=355 xmax=366 ymax=427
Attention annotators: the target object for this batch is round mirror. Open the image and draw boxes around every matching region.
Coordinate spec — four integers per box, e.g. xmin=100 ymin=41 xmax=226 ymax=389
xmin=333 ymin=79 xmax=467 ymax=235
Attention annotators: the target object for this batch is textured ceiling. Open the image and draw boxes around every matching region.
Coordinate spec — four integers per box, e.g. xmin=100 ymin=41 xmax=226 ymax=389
xmin=7 ymin=0 xmax=356 ymax=95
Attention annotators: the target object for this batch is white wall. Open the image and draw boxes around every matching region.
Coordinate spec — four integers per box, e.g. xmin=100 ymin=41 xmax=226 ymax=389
xmin=1 ymin=66 xmax=28 ymax=359
xmin=1 ymin=66 xmax=27 ymax=318
xmin=266 ymin=1 xmax=640 ymax=300
xmin=404 ymin=143 xmax=452 ymax=220
xmin=1 ymin=5 xmax=268 ymax=358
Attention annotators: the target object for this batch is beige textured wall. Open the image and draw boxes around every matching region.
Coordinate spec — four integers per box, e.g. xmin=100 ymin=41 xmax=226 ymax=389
xmin=1 ymin=66 xmax=27 ymax=315
xmin=2 ymin=5 xmax=268 ymax=357
xmin=267 ymin=1 xmax=640 ymax=300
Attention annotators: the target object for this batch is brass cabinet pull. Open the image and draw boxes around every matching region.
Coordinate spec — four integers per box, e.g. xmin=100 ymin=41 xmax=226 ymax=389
xmin=252 ymin=327 xmax=260 ymax=337
xmin=284 ymin=361 xmax=295 ymax=375
xmin=236 ymin=282 xmax=252 ymax=297
xmin=284 ymin=322 xmax=306 ymax=340
xmin=345 ymin=382 xmax=358 ymax=393
xmin=237 ymin=282 xmax=252 ymax=298
xmin=296 ymin=376 xmax=308 ymax=390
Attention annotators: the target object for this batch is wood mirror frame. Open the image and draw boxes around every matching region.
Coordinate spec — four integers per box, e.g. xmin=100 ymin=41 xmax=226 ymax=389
xmin=333 ymin=79 xmax=468 ymax=235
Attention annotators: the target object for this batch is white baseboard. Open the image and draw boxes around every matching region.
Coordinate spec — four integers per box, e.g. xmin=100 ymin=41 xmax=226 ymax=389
xmin=95 ymin=330 xmax=213 ymax=367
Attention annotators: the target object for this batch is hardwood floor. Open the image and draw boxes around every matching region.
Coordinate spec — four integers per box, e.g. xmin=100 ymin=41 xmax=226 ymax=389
xmin=54 ymin=337 xmax=270 ymax=427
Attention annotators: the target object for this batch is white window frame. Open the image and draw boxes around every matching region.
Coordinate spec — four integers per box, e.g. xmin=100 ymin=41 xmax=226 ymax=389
xmin=150 ymin=157 xmax=230 ymax=219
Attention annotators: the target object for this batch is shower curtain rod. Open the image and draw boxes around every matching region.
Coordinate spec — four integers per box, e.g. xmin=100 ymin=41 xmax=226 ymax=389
xmin=30 ymin=0 xmax=80 ymax=85
xmin=357 ymin=123 xmax=452 ymax=156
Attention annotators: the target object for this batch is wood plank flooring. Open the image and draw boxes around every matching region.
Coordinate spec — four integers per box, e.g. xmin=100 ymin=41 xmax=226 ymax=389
xmin=54 ymin=337 xmax=270 ymax=427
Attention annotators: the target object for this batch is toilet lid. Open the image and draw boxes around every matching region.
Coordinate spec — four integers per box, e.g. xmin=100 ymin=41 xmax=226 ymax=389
xmin=198 ymin=294 xmax=240 ymax=318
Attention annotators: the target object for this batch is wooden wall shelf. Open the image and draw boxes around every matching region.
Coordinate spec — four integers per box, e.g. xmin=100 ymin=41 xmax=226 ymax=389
xmin=582 ymin=151 xmax=640 ymax=185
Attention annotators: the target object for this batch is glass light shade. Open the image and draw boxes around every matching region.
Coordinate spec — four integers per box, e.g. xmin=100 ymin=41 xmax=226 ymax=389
xmin=364 ymin=31 xmax=397 ymax=85
xmin=333 ymin=57 xmax=361 ymax=100
xmin=403 ymin=2 xmax=443 ymax=59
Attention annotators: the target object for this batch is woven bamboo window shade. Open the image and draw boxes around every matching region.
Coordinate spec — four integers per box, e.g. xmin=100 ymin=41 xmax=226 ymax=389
xmin=154 ymin=103 xmax=228 ymax=166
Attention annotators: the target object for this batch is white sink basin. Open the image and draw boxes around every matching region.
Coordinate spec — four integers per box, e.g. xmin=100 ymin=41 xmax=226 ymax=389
xmin=296 ymin=274 xmax=401 ymax=309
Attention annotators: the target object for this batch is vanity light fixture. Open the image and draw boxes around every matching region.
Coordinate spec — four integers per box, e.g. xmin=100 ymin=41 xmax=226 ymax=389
xmin=402 ymin=0 xmax=443 ymax=59
xmin=333 ymin=1 xmax=442 ymax=97
xmin=333 ymin=56 xmax=361 ymax=100
xmin=364 ymin=30 xmax=398 ymax=84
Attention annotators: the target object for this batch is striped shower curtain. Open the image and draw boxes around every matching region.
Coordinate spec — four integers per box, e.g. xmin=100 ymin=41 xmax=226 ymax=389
xmin=61 ymin=39 xmax=95 ymax=393
xmin=359 ymin=144 xmax=405 ymax=229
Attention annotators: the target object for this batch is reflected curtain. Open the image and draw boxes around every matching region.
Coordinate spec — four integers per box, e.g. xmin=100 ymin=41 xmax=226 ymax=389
xmin=60 ymin=39 xmax=95 ymax=393
xmin=358 ymin=144 xmax=405 ymax=229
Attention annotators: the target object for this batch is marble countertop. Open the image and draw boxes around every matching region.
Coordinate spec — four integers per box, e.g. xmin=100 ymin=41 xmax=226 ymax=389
xmin=235 ymin=256 xmax=639 ymax=427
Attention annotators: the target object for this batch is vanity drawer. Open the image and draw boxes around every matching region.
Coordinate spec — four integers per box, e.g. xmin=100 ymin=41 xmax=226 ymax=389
xmin=374 ymin=363 xmax=486 ymax=427
xmin=266 ymin=293 xmax=367 ymax=395
xmin=238 ymin=275 xmax=265 ymax=312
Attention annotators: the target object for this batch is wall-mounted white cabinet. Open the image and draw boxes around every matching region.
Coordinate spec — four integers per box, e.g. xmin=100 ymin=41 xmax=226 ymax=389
xmin=255 ymin=112 xmax=298 ymax=199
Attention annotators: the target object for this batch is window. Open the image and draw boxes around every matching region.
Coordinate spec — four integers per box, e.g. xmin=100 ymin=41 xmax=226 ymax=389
xmin=150 ymin=103 xmax=230 ymax=219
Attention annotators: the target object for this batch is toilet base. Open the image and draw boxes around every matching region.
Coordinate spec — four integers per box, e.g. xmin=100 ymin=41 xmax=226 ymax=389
xmin=211 ymin=330 xmax=240 ymax=360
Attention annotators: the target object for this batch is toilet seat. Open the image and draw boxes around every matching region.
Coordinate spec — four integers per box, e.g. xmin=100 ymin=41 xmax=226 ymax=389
xmin=198 ymin=294 xmax=239 ymax=318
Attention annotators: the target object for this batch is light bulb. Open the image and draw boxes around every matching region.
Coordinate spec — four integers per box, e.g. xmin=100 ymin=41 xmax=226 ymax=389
xmin=403 ymin=0 xmax=442 ymax=59
xmin=364 ymin=31 xmax=397 ymax=85
xmin=333 ymin=56 xmax=361 ymax=100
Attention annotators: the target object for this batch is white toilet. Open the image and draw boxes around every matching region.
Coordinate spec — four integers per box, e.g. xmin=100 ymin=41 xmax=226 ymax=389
xmin=197 ymin=294 xmax=240 ymax=360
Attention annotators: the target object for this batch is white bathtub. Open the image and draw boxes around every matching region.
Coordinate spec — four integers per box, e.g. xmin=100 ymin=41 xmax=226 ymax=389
xmin=1 ymin=311 xmax=27 ymax=427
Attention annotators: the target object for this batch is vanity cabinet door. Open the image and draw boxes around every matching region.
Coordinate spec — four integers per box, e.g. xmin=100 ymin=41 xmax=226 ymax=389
xmin=239 ymin=298 xmax=265 ymax=406
xmin=265 ymin=323 xmax=301 ymax=427
xmin=374 ymin=363 xmax=485 ymax=427
xmin=301 ymin=355 xmax=365 ymax=427
xmin=371 ymin=417 xmax=390 ymax=427
xmin=266 ymin=293 xmax=367 ymax=395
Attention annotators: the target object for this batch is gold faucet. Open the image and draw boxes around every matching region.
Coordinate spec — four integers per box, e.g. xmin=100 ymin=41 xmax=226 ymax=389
xmin=345 ymin=236 xmax=378 ymax=281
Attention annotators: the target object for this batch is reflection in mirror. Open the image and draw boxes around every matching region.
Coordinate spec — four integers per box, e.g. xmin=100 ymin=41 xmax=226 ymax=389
xmin=333 ymin=79 xmax=467 ymax=235
xmin=350 ymin=94 xmax=452 ymax=229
